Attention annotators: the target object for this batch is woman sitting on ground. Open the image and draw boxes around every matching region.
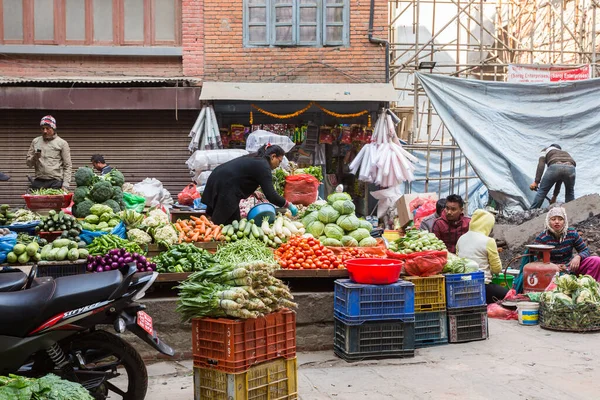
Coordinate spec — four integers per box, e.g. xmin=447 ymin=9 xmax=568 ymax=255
xmin=533 ymin=206 xmax=600 ymax=281
xmin=456 ymin=209 xmax=509 ymax=304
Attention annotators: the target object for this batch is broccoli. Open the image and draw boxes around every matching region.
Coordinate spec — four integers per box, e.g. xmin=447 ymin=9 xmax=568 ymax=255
xmin=105 ymin=169 xmax=125 ymax=187
xmin=112 ymin=186 xmax=123 ymax=202
xmin=73 ymin=187 xmax=89 ymax=204
xmin=74 ymin=167 xmax=98 ymax=187
xmin=73 ymin=199 xmax=94 ymax=218
xmin=103 ymin=199 xmax=121 ymax=214
xmin=89 ymin=180 xmax=114 ymax=203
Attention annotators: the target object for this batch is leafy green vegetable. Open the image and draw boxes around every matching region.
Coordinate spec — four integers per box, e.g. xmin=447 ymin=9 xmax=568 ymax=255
xmin=358 ymin=219 xmax=374 ymax=231
xmin=90 ymin=203 xmax=113 ymax=216
xmin=324 ymin=224 xmax=344 ymax=240
xmin=72 ymin=187 xmax=89 ymax=204
xmin=0 ymin=373 xmax=93 ymax=400
xmin=73 ymin=199 xmax=94 ymax=218
xmin=336 ymin=214 xmax=360 ymax=232
xmin=74 ymin=166 xmax=97 ymax=187
xmin=104 ymin=169 xmax=124 ymax=187
xmin=306 ymin=221 xmax=325 ymax=237
xmin=296 ymin=166 xmax=323 ymax=182
xmin=112 ymin=186 xmax=123 ymax=202
xmin=317 ymin=205 xmax=340 ymax=224
xmin=348 ymin=228 xmax=371 ymax=243
xmin=327 ymin=192 xmax=352 ymax=204
xmin=322 ymin=238 xmax=343 ymax=246
xmin=556 ymin=274 xmax=579 ymax=295
xmin=89 ymin=181 xmax=114 ymax=203
xmin=273 ymin=168 xmax=288 ymax=196
xmin=301 ymin=211 xmax=320 ymax=227
xmin=332 ymin=200 xmax=355 ymax=216
xmin=102 ymin=199 xmax=121 ymax=214
xmin=359 ymin=237 xmax=378 ymax=247
xmin=341 ymin=236 xmax=358 ymax=247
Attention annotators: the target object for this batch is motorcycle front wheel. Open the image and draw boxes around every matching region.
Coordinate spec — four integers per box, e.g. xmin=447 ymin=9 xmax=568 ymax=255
xmin=63 ymin=330 xmax=148 ymax=400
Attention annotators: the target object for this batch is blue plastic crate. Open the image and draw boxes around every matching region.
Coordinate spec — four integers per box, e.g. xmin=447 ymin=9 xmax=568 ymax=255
xmin=445 ymin=271 xmax=486 ymax=309
xmin=334 ymin=317 xmax=415 ymax=360
xmin=334 ymin=279 xmax=415 ymax=325
xmin=414 ymin=311 xmax=448 ymax=348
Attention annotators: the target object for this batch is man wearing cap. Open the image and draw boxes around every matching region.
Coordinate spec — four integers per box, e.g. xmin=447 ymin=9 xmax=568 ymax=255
xmin=529 ymin=144 xmax=576 ymax=209
xmin=26 ymin=115 xmax=72 ymax=191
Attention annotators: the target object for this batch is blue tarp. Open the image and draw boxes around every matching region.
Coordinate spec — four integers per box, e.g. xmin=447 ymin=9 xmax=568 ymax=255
xmin=416 ymin=73 xmax=600 ymax=210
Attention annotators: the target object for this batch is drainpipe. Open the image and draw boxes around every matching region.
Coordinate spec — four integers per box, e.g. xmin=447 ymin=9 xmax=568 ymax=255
xmin=369 ymin=0 xmax=390 ymax=83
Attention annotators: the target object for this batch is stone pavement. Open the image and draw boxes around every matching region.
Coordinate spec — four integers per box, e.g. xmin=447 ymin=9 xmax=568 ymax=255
xmin=139 ymin=318 xmax=600 ymax=400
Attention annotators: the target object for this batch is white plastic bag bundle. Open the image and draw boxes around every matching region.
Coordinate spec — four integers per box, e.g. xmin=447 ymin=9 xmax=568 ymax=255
xmin=186 ymin=149 xmax=249 ymax=173
xmin=246 ymin=130 xmax=295 ymax=153
xmin=133 ymin=178 xmax=173 ymax=208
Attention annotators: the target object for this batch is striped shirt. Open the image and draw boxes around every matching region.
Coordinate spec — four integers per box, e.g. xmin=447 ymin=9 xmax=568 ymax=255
xmin=533 ymin=227 xmax=590 ymax=265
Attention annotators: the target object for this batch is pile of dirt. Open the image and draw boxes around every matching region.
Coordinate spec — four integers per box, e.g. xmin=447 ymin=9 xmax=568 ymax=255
xmin=495 ymin=208 xmax=547 ymax=225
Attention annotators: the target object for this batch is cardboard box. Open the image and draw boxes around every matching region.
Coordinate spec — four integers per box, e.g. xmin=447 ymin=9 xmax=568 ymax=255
xmin=396 ymin=193 xmax=439 ymax=227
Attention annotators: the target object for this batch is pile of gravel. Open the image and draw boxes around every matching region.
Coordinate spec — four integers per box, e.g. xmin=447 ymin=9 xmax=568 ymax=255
xmin=495 ymin=208 xmax=547 ymax=225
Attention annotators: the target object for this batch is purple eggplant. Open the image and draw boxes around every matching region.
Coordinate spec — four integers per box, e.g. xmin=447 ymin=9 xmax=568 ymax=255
xmin=96 ymin=266 xmax=104 ymax=273
xmin=86 ymin=265 xmax=93 ymax=272
xmin=123 ymin=256 xmax=133 ymax=264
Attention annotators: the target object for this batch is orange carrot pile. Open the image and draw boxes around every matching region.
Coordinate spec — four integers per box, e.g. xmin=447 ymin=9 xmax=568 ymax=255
xmin=174 ymin=215 xmax=224 ymax=243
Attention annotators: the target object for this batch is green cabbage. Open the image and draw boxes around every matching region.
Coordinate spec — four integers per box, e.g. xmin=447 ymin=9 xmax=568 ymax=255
xmin=322 ymin=238 xmax=343 ymax=247
xmin=319 ymin=236 xmax=327 ymax=243
xmin=359 ymin=237 xmax=378 ymax=247
xmin=341 ymin=236 xmax=359 ymax=247
xmin=332 ymin=200 xmax=356 ymax=216
xmin=337 ymin=215 xmax=360 ymax=232
xmin=327 ymin=192 xmax=352 ymax=204
xmin=302 ymin=211 xmax=320 ymax=228
xmin=324 ymin=224 xmax=344 ymax=240
xmin=318 ymin=205 xmax=340 ymax=224
xmin=357 ymin=219 xmax=373 ymax=231
xmin=349 ymin=228 xmax=371 ymax=242
xmin=307 ymin=221 xmax=325 ymax=237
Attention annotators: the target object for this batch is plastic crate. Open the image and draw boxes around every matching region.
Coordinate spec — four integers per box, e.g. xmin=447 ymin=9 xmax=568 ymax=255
xmin=445 ymin=271 xmax=486 ymax=309
xmin=22 ymin=194 xmax=73 ymax=211
xmin=192 ymin=309 xmax=296 ymax=373
xmin=448 ymin=305 xmax=488 ymax=343
xmin=194 ymin=357 xmax=298 ymax=400
xmin=334 ymin=279 xmax=415 ymax=325
xmin=414 ymin=311 xmax=448 ymax=348
xmin=36 ymin=262 xmax=88 ymax=278
xmin=403 ymin=275 xmax=446 ymax=312
xmin=333 ymin=317 xmax=415 ymax=360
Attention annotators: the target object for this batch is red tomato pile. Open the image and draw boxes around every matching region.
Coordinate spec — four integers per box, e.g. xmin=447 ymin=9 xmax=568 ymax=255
xmin=275 ymin=236 xmax=343 ymax=270
xmin=338 ymin=247 xmax=384 ymax=263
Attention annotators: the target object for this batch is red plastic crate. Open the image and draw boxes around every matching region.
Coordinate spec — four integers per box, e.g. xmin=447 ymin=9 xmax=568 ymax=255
xmin=22 ymin=194 xmax=73 ymax=211
xmin=192 ymin=309 xmax=296 ymax=373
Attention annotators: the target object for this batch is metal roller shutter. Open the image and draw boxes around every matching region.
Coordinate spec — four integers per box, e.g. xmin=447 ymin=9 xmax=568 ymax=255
xmin=0 ymin=110 xmax=198 ymax=207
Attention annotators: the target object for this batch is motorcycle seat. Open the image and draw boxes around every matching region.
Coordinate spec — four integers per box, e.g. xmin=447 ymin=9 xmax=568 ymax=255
xmin=0 ymin=270 xmax=27 ymax=292
xmin=42 ymin=270 xmax=123 ymax=322
xmin=0 ymin=270 xmax=123 ymax=338
xmin=0 ymin=282 xmax=56 ymax=337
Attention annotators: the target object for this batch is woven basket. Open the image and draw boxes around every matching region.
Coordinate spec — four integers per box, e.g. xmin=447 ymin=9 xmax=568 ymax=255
xmin=539 ymin=301 xmax=600 ymax=332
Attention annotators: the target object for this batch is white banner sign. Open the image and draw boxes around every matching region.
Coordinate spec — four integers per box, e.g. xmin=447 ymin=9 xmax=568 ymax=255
xmin=507 ymin=65 xmax=591 ymax=83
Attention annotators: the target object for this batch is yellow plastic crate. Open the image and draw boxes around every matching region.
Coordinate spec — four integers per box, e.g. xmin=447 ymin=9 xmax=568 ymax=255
xmin=403 ymin=275 xmax=446 ymax=312
xmin=194 ymin=358 xmax=298 ymax=400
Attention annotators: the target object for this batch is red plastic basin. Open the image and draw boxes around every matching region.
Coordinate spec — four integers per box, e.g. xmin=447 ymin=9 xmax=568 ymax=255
xmin=345 ymin=258 xmax=403 ymax=285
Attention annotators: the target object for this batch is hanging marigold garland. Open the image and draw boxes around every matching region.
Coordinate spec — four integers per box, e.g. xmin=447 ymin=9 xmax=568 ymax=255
xmin=250 ymin=102 xmax=369 ymax=123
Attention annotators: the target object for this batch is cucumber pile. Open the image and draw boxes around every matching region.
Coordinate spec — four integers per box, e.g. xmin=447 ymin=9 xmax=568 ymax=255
xmin=222 ymin=219 xmax=279 ymax=248
xmin=39 ymin=239 xmax=89 ymax=262
xmin=0 ymin=204 xmax=15 ymax=226
xmin=6 ymin=242 xmax=42 ymax=264
xmin=36 ymin=210 xmax=82 ymax=233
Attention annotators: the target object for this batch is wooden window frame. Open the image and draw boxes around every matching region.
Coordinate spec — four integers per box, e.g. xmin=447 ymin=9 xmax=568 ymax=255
xmin=0 ymin=0 xmax=180 ymax=46
xmin=243 ymin=0 xmax=348 ymax=48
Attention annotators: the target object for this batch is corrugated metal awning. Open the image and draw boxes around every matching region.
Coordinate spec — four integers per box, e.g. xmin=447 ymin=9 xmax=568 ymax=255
xmin=199 ymin=82 xmax=397 ymax=102
xmin=0 ymin=76 xmax=202 ymax=85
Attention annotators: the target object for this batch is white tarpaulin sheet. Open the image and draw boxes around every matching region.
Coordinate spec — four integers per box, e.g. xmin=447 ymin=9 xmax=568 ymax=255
xmin=416 ymin=72 xmax=600 ymax=210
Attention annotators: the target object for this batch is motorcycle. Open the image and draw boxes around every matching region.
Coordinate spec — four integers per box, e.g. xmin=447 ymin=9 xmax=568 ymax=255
xmin=0 ymin=264 xmax=174 ymax=400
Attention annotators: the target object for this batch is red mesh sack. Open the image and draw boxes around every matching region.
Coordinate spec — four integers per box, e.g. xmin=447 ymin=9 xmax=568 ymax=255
xmin=413 ymin=199 xmax=437 ymax=228
xmin=402 ymin=250 xmax=448 ymax=277
xmin=177 ymin=183 xmax=200 ymax=206
xmin=284 ymin=174 xmax=320 ymax=206
xmin=487 ymin=304 xmax=518 ymax=320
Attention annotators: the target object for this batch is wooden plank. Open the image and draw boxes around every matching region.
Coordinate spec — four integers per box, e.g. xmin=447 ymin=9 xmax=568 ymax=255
xmin=156 ymin=272 xmax=190 ymax=282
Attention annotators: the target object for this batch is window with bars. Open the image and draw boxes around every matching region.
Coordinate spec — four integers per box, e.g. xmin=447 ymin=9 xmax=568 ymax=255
xmin=244 ymin=0 xmax=349 ymax=47
xmin=0 ymin=0 xmax=180 ymax=46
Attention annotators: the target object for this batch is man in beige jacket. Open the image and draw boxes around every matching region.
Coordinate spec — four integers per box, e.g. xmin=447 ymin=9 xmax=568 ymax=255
xmin=26 ymin=115 xmax=72 ymax=191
